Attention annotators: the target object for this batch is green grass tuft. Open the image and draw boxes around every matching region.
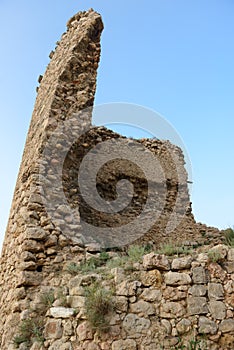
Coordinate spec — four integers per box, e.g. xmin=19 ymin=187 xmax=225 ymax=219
xmin=127 ymin=245 xmax=147 ymax=262
xmin=157 ymin=242 xmax=191 ymax=256
xmin=67 ymin=252 xmax=111 ymax=275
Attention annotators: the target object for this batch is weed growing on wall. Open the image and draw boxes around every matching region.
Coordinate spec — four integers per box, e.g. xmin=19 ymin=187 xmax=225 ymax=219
xmin=13 ymin=318 xmax=44 ymax=348
xmin=84 ymin=282 xmax=114 ymax=333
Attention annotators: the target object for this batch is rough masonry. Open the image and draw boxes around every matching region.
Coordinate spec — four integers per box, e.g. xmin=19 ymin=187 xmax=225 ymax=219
xmin=0 ymin=9 xmax=103 ymax=348
xmin=0 ymin=9 xmax=231 ymax=350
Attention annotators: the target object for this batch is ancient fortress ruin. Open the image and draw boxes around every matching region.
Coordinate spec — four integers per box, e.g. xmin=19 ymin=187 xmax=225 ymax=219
xmin=0 ymin=9 xmax=233 ymax=350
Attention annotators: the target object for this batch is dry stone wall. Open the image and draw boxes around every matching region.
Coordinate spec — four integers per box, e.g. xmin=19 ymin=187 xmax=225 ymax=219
xmin=0 ymin=8 xmax=230 ymax=350
xmin=5 ymin=243 xmax=234 ymax=350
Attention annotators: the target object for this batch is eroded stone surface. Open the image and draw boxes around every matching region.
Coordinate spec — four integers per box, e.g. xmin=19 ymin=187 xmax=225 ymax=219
xmin=143 ymin=253 xmax=170 ymax=271
xmin=164 ymin=271 xmax=191 ymax=286
xmin=140 ymin=270 xmax=162 ymax=287
xmin=123 ymin=314 xmax=151 ymax=336
xmin=160 ymin=301 xmax=186 ymax=318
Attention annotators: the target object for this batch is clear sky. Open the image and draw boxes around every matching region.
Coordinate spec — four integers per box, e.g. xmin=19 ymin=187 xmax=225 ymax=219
xmin=0 ymin=0 xmax=233 ymax=249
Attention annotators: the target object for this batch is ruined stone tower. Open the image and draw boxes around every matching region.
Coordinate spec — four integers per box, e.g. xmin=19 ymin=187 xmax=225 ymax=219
xmin=1 ymin=9 xmax=230 ymax=350
xmin=0 ymin=10 xmax=104 ymax=348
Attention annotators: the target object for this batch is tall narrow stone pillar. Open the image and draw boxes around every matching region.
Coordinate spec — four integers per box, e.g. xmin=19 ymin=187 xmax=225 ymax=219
xmin=0 ymin=10 xmax=103 ymax=348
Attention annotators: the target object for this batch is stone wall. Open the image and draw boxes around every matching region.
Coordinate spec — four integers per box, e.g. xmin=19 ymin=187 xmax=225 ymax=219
xmin=61 ymin=125 xmax=221 ymax=250
xmin=8 ymin=244 xmax=234 ymax=349
xmin=0 ymin=9 xmax=103 ymax=348
xmin=0 ymin=9 xmax=229 ymax=350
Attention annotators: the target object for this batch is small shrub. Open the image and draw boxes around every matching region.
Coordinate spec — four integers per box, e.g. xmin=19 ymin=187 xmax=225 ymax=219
xmin=223 ymin=227 xmax=234 ymax=247
xmin=127 ymin=245 xmax=146 ymax=262
xmin=99 ymin=251 xmax=110 ymax=262
xmin=80 ymin=257 xmax=99 ymax=272
xmin=40 ymin=290 xmax=55 ymax=308
xmin=106 ymin=245 xmax=150 ymax=270
xmin=84 ymin=282 xmax=113 ymax=333
xmin=13 ymin=318 xmax=44 ymax=348
xmin=79 ymin=256 xmax=107 ymax=273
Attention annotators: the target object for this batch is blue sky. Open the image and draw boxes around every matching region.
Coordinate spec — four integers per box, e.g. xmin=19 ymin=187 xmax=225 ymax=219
xmin=0 ymin=0 xmax=234 ymax=248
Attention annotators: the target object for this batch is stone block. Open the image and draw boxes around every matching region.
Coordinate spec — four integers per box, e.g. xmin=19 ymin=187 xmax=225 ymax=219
xmin=140 ymin=270 xmax=162 ymax=287
xmin=160 ymin=319 xmax=172 ymax=335
xmin=77 ymin=321 xmax=93 ymax=341
xmin=115 ymin=296 xmax=128 ymax=313
xmin=48 ymin=340 xmax=72 ymax=350
xmin=18 ymin=271 xmax=42 ymax=287
xmin=208 ymin=300 xmax=226 ymax=320
xmin=44 ymin=319 xmax=62 ymax=339
xmin=66 ymin=295 xmax=85 ymax=308
xmin=69 ymin=274 xmax=100 ymax=295
xmin=116 ymin=280 xmax=140 ymax=296
xmin=129 ymin=300 xmax=155 ymax=316
xmin=143 ymin=252 xmax=170 ymax=270
xmin=123 ymin=314 xmax=150 ymax=336
xmin=49 ymin=307 xmax=75 ymax=318
xmin=164 ymin=271 xmax=191 ymax=286
xmin=85 ymin=343 xmax=100 ymax=350
xmin=22 ymin=239 xmax=43 ymax=253
xmin=207 ymin=262 xmax=226 ymax=282
xmin=192 ymin=266 xmax=207 ymax=284
xmin=198 ymin=316 xmax=217 ymax=334
xmin=25 ymin=227 xmax=46 ymax=240
xmin=208 ymin=283 xmax=224 ymax=300
xmin=219 ymin=319 xmax=234 ymax=333
xmin=171 ymin=256 xmax=192 ymax=270
xmin=223 ymin=261 xmax=234 ymax=273
xmin=163 ymin=286 xmax=187 ymax=300
xmin=176 ymin=318 xmax=191 ymax=334
xmin=208 ymin=244 xmax=228 ymax=260
xmin=63 ymin=320 xmax=73 ymax=336
xmin=160 ymin=301 xmax=186 ymax=318
xmin=140 ymin=288 xmax=162 ymax=302
xmin=188 ymin=284 xmax=207 ymax=297
xmin=187 ymin=297 xmax=208 ymax=315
